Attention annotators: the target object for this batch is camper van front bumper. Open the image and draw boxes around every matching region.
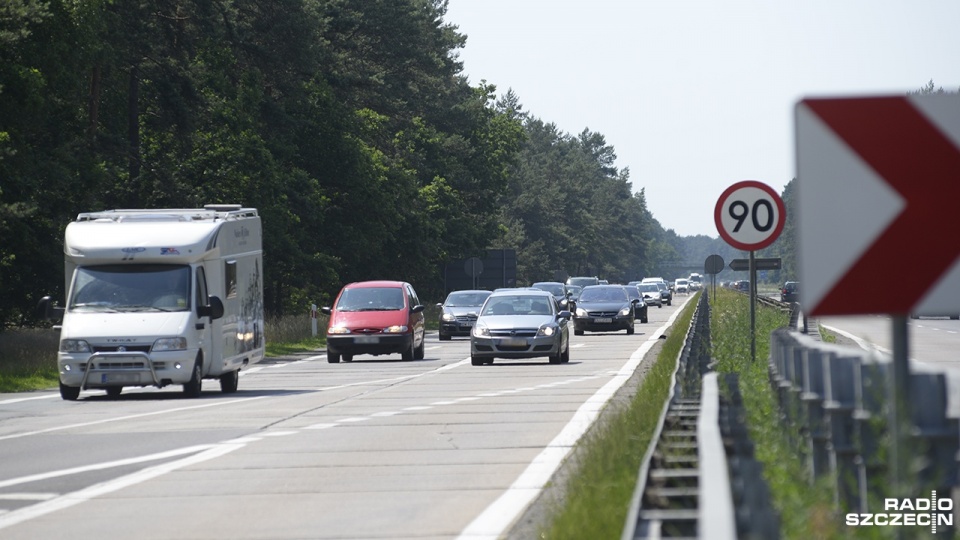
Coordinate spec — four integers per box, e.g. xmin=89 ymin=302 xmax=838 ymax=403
xmin=60 ymin=350 xmax=197 ymax=389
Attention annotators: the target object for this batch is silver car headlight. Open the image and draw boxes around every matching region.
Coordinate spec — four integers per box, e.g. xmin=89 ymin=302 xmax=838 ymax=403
xmin=619 ymin=307 xmax=632 ymax=317
xmin=473 ymin=322 xmax=490 ymax=337
xmin=576 ymin=308 xmax=588 ymax=317
xmin=537 ymin=324 xmax=556 ymax=337
xmin=60 ymin=339 xmax=91 ymax=353
xmin=153 ymin=337 xmax=187 ymax=352
xmin=441 ymin=312 xmax=456 ymax=322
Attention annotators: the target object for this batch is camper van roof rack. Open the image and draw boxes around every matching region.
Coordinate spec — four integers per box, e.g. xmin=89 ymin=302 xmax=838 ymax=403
xmin=75 ymin=205 xmax=257 ymax=223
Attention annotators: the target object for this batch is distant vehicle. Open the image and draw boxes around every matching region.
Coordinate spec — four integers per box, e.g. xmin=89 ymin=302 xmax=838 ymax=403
xmin=655 ymin=281 xmax=672 ymax=306
xmin=573 ymin=285 xmax=637 ymax=335
xmin=566 ymin=285 xmax=583 ymax=303
xmin=736 ymin=280 xmax=751 ymax=292
xmin=636 ymin=282 xmax=663 ymax=308
xmin=779 ymin=281 xmax=799 ymax=303
xmin=531 ymin=281 xmax=575 ymax=311
xmin=566 ymin=276 xmax=600 ymax=289
xmin=623 ymin=285 xmax=649 ymax=323
xmin=688 ymin=273 xmax=703 ymax=290
xmin=437 ymin=290 xmax=492 ymax=341
xmin=41 ymin=205 xmax=264 ymax=401
xmin=470 ymin=289 xmax=571 ymax=365
xmin=674 ymin=279 xmax=690 ymax=294
xmin=322 ymin=280 xmax=426 ymax=363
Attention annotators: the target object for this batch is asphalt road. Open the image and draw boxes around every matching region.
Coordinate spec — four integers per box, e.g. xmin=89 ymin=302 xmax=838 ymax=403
xmin=0 ymin=295 xmax=694 ymax=540
xmin=819 ymin=314 xmax=960 ymax=417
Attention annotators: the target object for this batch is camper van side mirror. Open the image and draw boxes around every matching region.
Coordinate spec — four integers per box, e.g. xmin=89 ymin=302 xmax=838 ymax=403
xmin=37 ymin=296 xmax=65 ymax=322
xmin=198 ymin=296 xmax=225 ymax=320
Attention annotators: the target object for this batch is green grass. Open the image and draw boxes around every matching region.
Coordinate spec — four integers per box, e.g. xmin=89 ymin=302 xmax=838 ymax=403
xmin=710 ymin=288 xmax=902 ymax=539
xmin=539 ymin=293 xmax=699 ymax=539
xmin=0 ymin=328 xmax=60 ymax=392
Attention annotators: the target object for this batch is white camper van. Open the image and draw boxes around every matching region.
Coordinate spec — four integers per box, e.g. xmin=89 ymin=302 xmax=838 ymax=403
xmin=45 ymin=205 xmax=264 ymax=400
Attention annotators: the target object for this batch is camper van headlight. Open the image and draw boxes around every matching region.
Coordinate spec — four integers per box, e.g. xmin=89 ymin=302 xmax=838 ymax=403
xmin=152 ymin=337 xmax=187 ymax=352
xmin=60 ymin=339 xmax=91 ymax=353
xmin=383 ymin=325 xmax=408 ymax=334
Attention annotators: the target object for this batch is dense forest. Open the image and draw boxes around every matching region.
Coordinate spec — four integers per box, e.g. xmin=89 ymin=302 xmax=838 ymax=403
xmin=0 ymin=0 xmax=840 ymax=327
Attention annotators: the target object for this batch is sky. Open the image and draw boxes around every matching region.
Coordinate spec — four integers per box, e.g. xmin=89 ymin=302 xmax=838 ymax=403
xmin=443 ymin=0 xmax=960 ymax=238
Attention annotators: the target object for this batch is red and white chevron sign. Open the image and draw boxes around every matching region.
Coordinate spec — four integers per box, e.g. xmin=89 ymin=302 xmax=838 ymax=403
xmin=796 ymin=95 xmax=960 ymax=316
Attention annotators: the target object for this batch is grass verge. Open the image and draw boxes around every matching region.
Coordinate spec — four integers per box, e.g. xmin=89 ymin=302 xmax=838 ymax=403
xmin=710 ymin=288 xmax=893 ymax=539
xmin=539 ymin=293 xmax=699 ymax=539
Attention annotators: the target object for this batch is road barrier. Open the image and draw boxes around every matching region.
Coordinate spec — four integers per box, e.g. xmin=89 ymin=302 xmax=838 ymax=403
xmin=622 ymin=292 xmax=779 ymax=539
xmin=769 ymin=327 xmax=959 ymax=526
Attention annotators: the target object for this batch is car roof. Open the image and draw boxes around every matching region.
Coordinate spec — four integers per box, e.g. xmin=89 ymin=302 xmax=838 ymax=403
xmin=344 ymin=280 xmax=407 ymax=289
xmin=531 ymin=281 xmax=564 ymax=286
xmin=488 ymin=288 xmax=554 ymax=298
xmin=447 ymin=289 xmax=490 ymax=294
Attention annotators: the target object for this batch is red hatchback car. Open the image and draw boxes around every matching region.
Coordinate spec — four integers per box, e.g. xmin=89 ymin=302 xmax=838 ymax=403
xmin=321 ymin=281 xmax=426 ymax=363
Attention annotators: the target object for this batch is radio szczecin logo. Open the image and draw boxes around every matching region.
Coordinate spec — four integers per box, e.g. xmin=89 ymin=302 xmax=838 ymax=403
xmin=846 ymin=491 xmax=953 ymax=534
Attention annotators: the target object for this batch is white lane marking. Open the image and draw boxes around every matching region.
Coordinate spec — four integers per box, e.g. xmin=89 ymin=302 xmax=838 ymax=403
xmin=0 ymin=444 xmax=217 ymax=489
xmin=0 ymin=397 xmax=268 ymax=443
xmin=457 ymin=296 xmax=692 ymax=540
xmin=0 ymin=442 xmax=244 ymax=531
xmin=304 ymin=423 xmax=339 ymax=430
xmin=314 ymin=359 xmax=469 ymax=391
xmin=0 ymin=394 xmax=58 ymax=405
xmin=0 ymin=493 xmax=58 ymax=501
xmin=336 ymin=417 xmax=369 ymax=423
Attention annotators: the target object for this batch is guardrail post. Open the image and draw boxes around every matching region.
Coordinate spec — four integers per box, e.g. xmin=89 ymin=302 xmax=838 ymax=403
xmin=853 ymin=361 xmax=889 ymax=511
xmin=801 ymin=347 xmax=829 ymax=479
xmin=822 ymin=352 xmax=862 ymax=512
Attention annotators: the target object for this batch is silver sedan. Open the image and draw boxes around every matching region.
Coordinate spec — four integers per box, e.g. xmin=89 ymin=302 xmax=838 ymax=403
xmin=470 ymin=289 xmax=571 ymax=365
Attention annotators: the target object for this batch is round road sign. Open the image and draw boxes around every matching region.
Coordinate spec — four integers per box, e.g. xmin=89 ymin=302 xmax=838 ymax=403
xmin=704 ymin=254 xmax=725 ymax=275
xmin=714 ymin=180 xmax=786 ymax=251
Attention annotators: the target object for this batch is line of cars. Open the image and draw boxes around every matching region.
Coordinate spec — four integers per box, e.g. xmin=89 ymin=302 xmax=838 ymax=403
xmin=319 ymin=277 xmax=666 ymax=367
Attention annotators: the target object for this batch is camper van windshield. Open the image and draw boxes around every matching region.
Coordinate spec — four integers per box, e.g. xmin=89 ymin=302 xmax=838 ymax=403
xmin=70 ymin=265 xmax=191 ymax=312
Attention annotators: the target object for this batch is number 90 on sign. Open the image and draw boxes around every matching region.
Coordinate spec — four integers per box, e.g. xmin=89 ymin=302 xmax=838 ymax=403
xmin=714 ymin=180 xmax=786 ymax=251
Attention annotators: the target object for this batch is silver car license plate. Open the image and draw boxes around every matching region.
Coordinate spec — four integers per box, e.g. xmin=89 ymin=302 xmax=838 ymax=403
xmin=594 ymin=317 xmax=612 ymax=324
xmin=499 ymin=338 xmax=527 ymax=347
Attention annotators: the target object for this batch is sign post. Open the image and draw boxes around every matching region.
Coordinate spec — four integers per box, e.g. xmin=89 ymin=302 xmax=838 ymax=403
xmin=715 ymin=180 xmax=786 ymax=363
xmin=704 ymin=254 xmax=725 ymax=299
xmin=796 ymin=94 xmax=960 ymax=501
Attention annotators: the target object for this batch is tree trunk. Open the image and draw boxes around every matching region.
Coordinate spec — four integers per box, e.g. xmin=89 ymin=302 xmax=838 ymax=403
xmin=127 ymin=63 xmax=140 ymax=185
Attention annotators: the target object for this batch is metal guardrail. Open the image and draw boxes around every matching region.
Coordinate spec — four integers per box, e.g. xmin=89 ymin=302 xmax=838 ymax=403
xmin=769 ymin=328 xmax=960 ymax=529
xmin=622 ymin=292 xmax=779 ymax=539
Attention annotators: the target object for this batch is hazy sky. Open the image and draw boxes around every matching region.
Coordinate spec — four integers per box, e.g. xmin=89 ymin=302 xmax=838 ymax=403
xmin=443 ymin=0 xmax=960 ymax=237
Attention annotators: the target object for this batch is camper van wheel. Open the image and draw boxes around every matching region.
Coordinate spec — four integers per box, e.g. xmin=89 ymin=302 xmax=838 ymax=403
xmin=220 ymin=369 xmax=239 ymax=393
xmin=328 ymin=352 xmax=341 ymax=363
xmin=106 ymin=387 xmax=122 ymax=399
xmin=60 ymin=381 xmax=80 ymax=401
xmin=183 ymin=356 xmax=203 ymax=398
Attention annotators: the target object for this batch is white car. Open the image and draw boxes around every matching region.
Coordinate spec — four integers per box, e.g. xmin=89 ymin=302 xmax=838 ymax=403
xmin=637 ymin=282 xmax=663 ymax=308
xmin=674 ymin=279 xmax=690 ymax=293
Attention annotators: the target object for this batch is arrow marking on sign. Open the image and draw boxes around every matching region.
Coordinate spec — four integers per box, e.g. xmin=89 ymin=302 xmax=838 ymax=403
xmin=804 ymin=97 xmax=960 ymax=315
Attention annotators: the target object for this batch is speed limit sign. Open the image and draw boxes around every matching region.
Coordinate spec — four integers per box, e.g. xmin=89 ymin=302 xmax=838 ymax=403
xmin=714 ymin=180 xmax=785 ymax=251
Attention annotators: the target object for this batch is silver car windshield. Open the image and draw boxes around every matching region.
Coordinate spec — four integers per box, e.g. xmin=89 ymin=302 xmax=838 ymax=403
xmin=482 ymin=296 xmax=554 ymax=316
